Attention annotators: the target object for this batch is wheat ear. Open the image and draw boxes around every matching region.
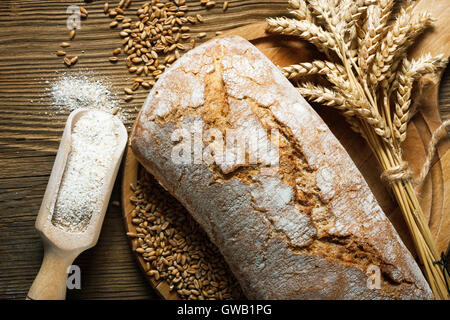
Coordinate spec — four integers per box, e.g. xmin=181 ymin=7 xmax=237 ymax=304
xmin=266 ymin=17 xmax=337 ymax=55
xmin=393 ymin=58 xmax=414 ymax=143
xmin=308 ymin=0 xmax=346 ymax=37
xmin=392 ymin=54 xmax=448 ymax=143
xmin=297 ymin=82 xmax=363 ymax=135
xmin=339 ymin=0 xmax=375 ymax=52
xmin=297 ymin=82 xmax=355 ymax=114
xmin=282 ymin=60 xmax=346 ymax=80
xmin=358 ymin=5 xmax=383 ymax=76
xmin=288 ymin=0 xmax=315 ymax=23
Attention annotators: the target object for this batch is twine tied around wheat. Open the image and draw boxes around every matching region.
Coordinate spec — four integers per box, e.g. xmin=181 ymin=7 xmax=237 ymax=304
xmin=381 ymin=119 xmax=450 ymax=295
xmin=381 ymin=119 xmax=450 ymax=186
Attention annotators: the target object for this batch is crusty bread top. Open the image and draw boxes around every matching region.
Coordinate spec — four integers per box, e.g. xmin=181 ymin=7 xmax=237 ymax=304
xmin=131 ymin=35 xmax=433 ymax=299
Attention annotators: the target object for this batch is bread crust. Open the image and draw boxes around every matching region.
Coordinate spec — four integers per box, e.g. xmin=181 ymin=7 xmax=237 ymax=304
xmin=131 ymin=36 xmax=433 ymax=299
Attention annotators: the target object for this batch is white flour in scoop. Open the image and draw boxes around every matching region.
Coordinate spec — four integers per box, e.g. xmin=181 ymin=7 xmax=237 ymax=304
xmin=51 ymin=110 xmax=120 ymax=232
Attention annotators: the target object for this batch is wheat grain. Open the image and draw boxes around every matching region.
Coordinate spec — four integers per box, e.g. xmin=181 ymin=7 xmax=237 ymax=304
xmin=130 ymin=171 xmax=242 ymax=300
xmin=70 ymin=56 xmax=78 ymax=65
xmin=80 ymin=6 xmax=88 ymax=17
xmin=205 ymin=1 xmax=216 ymax=9
xmin=196 ymin=14 xmax=204 ymax=22
xmin=103 ymin=0 xmax=201 ymax=95
xmin=63 ymin=56 xmax=71 ymax=67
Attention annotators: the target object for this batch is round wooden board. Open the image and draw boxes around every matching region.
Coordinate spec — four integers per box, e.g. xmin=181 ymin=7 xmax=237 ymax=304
xmin=122 ymin=17 xmax=450 ymax=299
xmin=122 ymin=146 xmax=179 ymax=300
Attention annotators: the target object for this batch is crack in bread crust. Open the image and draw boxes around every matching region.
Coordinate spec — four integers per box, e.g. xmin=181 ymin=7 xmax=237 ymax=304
xmin=132 ymin=36 xmax=432 ymax=299
xmin=245 ymin=98 xmax=417 ymax=297
xmin=151 ymin=53 xmax=418 ymax=298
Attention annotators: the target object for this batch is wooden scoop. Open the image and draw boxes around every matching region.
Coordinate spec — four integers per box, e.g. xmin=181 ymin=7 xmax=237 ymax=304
xmin=27 ymin=109 xmax=128 ymax=300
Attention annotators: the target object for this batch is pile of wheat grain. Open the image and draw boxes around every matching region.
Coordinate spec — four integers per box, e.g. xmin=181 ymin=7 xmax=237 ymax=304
xmin=127 ymin=170 xmax=243 ymax=300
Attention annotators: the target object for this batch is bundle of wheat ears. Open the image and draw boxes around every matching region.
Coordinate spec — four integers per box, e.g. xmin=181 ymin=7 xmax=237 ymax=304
xmin=266 ymin=0 xmax=449 ymax=299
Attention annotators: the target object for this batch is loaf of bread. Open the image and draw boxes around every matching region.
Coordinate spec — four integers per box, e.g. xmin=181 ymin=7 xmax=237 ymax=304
xmin=131 ymin=36 xmax=433 ymax=299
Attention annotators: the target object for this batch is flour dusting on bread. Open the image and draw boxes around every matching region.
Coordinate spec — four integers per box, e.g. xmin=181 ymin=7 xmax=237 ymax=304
xmin=132 ymin=36 xmax=432 ymax=299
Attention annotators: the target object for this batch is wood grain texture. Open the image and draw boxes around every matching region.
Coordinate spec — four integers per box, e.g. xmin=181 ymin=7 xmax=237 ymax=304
xmin=0 ymin=0 xmax=448 ymax=300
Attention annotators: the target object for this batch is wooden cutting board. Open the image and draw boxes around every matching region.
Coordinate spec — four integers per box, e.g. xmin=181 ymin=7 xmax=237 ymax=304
xmin=122 ymin=3 xmax=450 ymax=299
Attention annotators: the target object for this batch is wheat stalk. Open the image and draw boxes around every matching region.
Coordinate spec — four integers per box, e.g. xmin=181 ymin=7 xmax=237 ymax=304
xmin=323 ymin=70 xmax=392 ymax=142
xmin=267 ymin=0 xmax=450 ymax=300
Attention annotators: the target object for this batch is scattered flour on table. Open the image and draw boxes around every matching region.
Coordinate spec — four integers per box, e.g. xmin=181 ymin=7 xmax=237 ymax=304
xmin=51 ymin=110 xmax=121 ymax=232
xmin=44 ymin=72 xmax=128 ymax=121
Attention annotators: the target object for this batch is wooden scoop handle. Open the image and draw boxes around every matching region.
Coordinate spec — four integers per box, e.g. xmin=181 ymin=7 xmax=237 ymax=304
xmin=27 ymin=245 xmax=77 ymax=300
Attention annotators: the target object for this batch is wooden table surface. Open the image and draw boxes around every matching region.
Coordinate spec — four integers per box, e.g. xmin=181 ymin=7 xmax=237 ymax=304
xmin=0 ymin=0 xmax=449 ymax=300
